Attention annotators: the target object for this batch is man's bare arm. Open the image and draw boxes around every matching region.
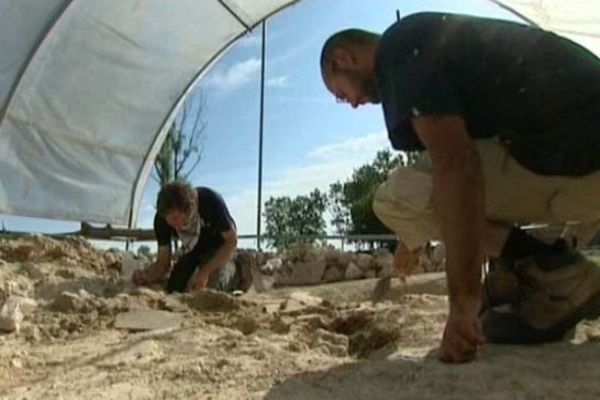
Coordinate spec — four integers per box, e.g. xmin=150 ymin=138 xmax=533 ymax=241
xmin=200 ymin=227 xmax=238 ymax=277
xmin=412 ymin=114 xmax=485 ymax=362
xmin=133 ymin=246 xmax=171 ymax=285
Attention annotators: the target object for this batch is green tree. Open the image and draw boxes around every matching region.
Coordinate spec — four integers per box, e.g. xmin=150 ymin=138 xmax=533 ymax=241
xmin=263 ymin=189 xmax=328 ymax=251
xmin=137 ymin=245 xmax=152 ymax=258
xmin=329 ymin=149 xmax=419 ymax=250
xmin=153 ymin=93 xmax=206 ymax=186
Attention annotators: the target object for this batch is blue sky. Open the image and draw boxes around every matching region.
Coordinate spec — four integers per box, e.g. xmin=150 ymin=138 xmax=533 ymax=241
xmin=0 ymin=0 xmax=519 ymax=249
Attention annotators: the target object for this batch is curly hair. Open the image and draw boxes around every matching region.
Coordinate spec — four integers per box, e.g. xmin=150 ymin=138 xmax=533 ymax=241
xmin=156 ymin=181 xmax=195 ymax=217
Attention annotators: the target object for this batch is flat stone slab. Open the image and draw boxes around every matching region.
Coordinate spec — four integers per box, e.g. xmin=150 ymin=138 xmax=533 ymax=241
xmin=114 ymin=309 xmax=183 ymax=332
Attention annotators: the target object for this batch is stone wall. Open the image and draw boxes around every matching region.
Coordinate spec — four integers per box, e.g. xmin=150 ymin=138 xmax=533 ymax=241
xmin=235 ymin=242 xmax=446 ymax=288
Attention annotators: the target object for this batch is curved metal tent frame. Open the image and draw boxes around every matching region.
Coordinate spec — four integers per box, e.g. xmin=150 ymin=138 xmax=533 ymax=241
xmin=0 ymin=0 xmax=598 ymax=228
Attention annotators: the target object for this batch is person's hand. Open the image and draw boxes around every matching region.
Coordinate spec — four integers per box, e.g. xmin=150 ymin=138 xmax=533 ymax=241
xmin=438 ymin=299 xmax=485 ymax=363
xmin=132 ymin=265 xmax=163 ymax=286
xmin=132 ymin=269 xmax=153 ymax=286
xmin=187 ymin=270 xmax=209 ymax=292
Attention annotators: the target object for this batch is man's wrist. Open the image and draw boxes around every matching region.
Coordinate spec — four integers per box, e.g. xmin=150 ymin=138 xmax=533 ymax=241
xmin=449 ymin=294 xmax=481 ymax=314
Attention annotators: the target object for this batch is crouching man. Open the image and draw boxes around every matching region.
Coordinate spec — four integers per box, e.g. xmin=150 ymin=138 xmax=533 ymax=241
xmin=133 ymin=182 xmax=239 ymax=293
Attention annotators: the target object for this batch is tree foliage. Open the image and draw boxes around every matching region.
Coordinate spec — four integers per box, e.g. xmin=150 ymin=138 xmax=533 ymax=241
xmin=136 ymin=245 xmax=153 ymax=258
xmin=153 ymin=93 xmax=206 ymax=186
xmin=263 ymin=189 xmax=328 ymax=251
xmin=329 ymin=150 xmax=420 ymax=249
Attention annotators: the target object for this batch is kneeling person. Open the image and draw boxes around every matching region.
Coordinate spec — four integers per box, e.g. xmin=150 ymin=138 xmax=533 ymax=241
xmin=134 ymin=182 xmax=238 ymax=293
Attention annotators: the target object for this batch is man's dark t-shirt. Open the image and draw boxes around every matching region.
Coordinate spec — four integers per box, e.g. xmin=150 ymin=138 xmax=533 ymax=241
xmin=375 ymin=12 xmax=600 ymax=176
xmin=154 ymin=187 xmax=235 ymax=257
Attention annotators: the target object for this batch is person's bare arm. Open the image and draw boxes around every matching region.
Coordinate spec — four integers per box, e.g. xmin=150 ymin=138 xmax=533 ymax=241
xmin=393 ymin=240 xmax=422 ymax=284
xmin=188 ymin=227 xmax=238 ymax=291
xmin=133 ymin=246 xmax=171 ymax=285
xmin=412 ymin=114 xmax=485 ymax=363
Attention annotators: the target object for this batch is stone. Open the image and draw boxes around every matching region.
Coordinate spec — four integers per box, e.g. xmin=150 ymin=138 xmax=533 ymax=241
xmin=52 ymin=292 xmax=84 ymax=313
xmin=114 ymin=309 xmax=183 ymax=331
xmin=5 ymin=296 xmax=37 ymax=315
xmin=233 ymin=315 xmax=259 ymax=335
xmin=322 ymin=266 xmax=343 ymax=283
xmin=12 ymin=244 xmax=35 ymax=262
xmin=355 ymin=253 xmax=373 ymax=271
xmin=260 ymin=258 xmax=282 ymax=274
xmin=22 ymin=324 xmax=41 ymax=342
xmin=187 ymin=289 xmax=240 ymax=312
xmin=289 ymin=292 xmax=323 ymax=307
xmin=0 ymin=297 xmax=23 ymax=332
xmin=288 ymin=260 xmax=326 ymax=286
xmin=365 ymin=270 xmax=377 ymax=279
xmin=131 ymin=287 xmax=163 ymax=300
xmin=373 ymin=249 xmax=394 ymax=271
xmin=159 ymin=295 xmax=189 ymax=313
xmin=269 ymin=317 xmax=291 ymax=334
xmin=345 ymin=262 xmax=363 ymax=280
xmin=22 ymin=262 xmax=45 ymax=280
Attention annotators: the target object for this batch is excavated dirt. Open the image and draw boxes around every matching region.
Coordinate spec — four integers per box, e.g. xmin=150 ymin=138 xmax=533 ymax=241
xmin=1 ymin=235 xmax=600 ymax=400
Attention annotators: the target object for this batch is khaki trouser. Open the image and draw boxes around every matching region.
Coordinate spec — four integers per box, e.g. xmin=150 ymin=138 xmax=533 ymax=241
xmin=373 ymin=137 xmax=600 ymax=250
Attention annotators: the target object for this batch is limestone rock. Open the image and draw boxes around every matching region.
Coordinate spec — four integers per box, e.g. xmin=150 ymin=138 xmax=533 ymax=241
xmin=260 ymin=257 xmax=282 ymax=275
xmin=187 ymin=289 xmax=240 ymax=312
xmin=22 ymin=262 xmax=45 ymax=280
xmin=233 ymin=315 xmax=259 ymax=335
xmin=365 ymin=270 xmax=377 ymax=279
xmin=52 ymin=291 xmax=85 ymax=313
xmin=0 ymin=296 xmax=23 ymax=332
xmin=355 ymin=253 xmax=373 ymax=272
xmin=114 ymin=309 xmax=183 ymax=331
xmin=345 ymin=262 xmax=363 ymax=280
xmin=322 ymin=266 xmax=343 ymax=283
xmin=288 ymin=260 xmax=326 ymax=286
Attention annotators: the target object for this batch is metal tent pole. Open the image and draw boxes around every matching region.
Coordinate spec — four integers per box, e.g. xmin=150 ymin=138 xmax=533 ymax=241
xmin=256 ymin=21 xmax=267 ymax=250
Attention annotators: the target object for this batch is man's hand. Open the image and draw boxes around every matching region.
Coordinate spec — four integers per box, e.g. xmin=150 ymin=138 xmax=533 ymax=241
xmin=133 ymin=246 xmax=171 ymax=287
xmin=132 ymin=267 xmax=161 ymax=286
xmin=438 ymin=299 xmax=485 ymax=363
xmin=187 ymin=270 xmax=209 ymax=292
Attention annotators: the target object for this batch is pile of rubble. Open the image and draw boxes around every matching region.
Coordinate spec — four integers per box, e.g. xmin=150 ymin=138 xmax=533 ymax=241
xmin=0 ymin=234 xmax=132 ymax=336
xmin=249 ymin=243 xmax=443 ymax=288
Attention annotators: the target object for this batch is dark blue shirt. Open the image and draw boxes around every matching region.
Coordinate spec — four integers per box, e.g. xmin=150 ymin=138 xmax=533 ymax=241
xmin=375 ymin=12 xmax=600 ymax=175
xmin=154 ymin=187 xmax=235 ymax=256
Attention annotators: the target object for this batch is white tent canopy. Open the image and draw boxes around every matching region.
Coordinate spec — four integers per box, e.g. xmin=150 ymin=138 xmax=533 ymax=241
xmin=0 ymin=0 xmax=598 ymax=226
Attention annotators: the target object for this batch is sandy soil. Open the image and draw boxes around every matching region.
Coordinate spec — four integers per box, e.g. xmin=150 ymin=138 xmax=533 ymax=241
xmin=1 ymin=236 xmax=600 ymax=400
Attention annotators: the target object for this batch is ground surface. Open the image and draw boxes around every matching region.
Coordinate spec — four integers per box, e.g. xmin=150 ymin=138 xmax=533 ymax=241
xmin=1 ymin=236 xmax=600 ymax=400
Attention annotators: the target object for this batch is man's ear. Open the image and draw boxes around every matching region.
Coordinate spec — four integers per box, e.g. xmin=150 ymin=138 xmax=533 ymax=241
xmin=331 ymin=46 xmax=356 ymax=70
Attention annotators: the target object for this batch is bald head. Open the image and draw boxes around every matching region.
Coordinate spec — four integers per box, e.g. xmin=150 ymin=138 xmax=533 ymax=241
xmin=320 ymin=29 xmax=380 ymax=78
xmin=320 ymin=28 xmax=382 ymax=108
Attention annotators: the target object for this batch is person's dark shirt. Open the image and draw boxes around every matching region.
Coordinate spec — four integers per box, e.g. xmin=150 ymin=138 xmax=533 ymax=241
xmin=153 ymin=187 xmax=235 ymax=256
xmin=375 ymin=12 xmax=600 ymax=175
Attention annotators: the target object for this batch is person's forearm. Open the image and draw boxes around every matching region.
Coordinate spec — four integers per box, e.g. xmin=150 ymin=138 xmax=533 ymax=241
xmin=432 ymin=145 xmax=485 ymax=307
xmin=199 ymin=240 xmax=236 ymax=276
xmin=148 ymin=250 xmax=171 ymax=280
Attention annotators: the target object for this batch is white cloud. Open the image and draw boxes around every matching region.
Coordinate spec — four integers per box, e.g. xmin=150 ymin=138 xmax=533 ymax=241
xmin=224 ymin=131 xmax=391 ymax=237
xmin=204 ymin=57 xmax=261 ymax=91
xmin=307 ymin=131 xmax=389 ymax=160
xmin=266 ymin=75 xmax=290 ymax=88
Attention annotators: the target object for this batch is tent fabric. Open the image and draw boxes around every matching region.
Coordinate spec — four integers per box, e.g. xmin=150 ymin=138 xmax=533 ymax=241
xmin=0 ymin=0 xmax=298 ymax=226
xmin=0 ymin=0 xmax=598 ymax=226
xmin=492 ymin=0 xmax=600 ymax=56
